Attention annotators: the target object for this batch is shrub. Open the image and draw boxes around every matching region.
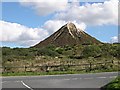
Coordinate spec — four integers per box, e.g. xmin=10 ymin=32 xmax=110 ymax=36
xmin=37 ymin=48 xmax=59 ymax=57
xmin=55 ymin=47 xmax=64 ymax=54
xmin=82 ymin=45 xmax=102 ymax=58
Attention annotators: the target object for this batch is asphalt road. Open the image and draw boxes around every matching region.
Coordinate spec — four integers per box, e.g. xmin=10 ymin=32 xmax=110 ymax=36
xmin=1 ymin=72 xmax=118 ymax=89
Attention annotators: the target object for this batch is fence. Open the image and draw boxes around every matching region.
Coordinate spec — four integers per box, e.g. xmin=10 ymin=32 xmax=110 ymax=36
xmin=1 ymin=60 xmax=117 ymax=73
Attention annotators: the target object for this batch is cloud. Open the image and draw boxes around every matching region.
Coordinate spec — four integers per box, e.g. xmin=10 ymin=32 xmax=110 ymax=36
xmin=20 ymin=0 xmax=118 ymax=26
xmin=43 ymin=20 xmax=86 ymax=34
xmin=71 ymin=21 xmax=86 ymax=30
xmin=43 ymin=20 xmax=67 ymax=34
xmin=55 ymin=0 xmax=118 ymax=26
xmin=19 ymin=0 xmax=68 ymax=16
xmin=110 ymin=36 xmax=118 ymax=43
xmin=0 ymin=20 xmax=48 ymax=46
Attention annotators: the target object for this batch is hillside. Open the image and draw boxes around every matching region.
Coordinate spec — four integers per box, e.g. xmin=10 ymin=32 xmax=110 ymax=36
xmin=34 ymin=22 xmax=101 ymax=48
xmin=2 ymin=43 xmax=120 ymax=75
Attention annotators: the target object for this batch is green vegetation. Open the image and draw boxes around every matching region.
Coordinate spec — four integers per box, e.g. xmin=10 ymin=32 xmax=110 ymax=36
xmin=102 ymin=76 xmax=120 ymax=90
xmin=1 ymin=43 xmax=120 ymax=76
xmin=2 ymin=43 xmax=120 ymax=59
xmin=1 ymin=71 xmax=94 ymax=76
xmin=82 ymin=45 xmax=102 ymax=58
xmin=1 ymin=70 xmax=118 ymax=77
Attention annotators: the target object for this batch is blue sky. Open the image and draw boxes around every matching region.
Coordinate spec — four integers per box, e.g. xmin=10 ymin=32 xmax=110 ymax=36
xmin=2 ymin=2 xmax=54 ymax=28
xmin=1 ymin=0 xmax=118 ymax=48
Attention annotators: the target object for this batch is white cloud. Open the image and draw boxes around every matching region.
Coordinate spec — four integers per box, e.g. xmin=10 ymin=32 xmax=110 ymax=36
xmin=43 ymin=20 xmax=86 ymax=34
xmin=20 ymin=0 xmax=118 ymax=26
xmin=20 ymin=0 xmax=68 ymax=16
xmin=43 ymin=20 xmax=67 ymax=34
xmin=0 ymin=20 xmax=48 ymax=46
xmin=55 ymin=0 xmax=118 ymax=26
xmin=110 ymin=36 xmax=118 ymax=43
xmin=71 ymin=21 xmax=86 ymax=30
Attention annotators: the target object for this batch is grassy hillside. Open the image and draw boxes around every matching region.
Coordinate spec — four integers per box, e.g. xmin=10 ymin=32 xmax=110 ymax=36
xmin=1 ymin=43 xmax=120 ymax=75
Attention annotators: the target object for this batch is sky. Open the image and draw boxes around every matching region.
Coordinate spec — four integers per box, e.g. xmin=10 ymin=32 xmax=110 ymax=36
xmin=0 ymin=0 xmax=119 ymax=48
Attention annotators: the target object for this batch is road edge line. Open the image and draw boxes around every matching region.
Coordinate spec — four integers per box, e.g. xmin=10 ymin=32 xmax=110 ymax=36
xmin=21 ymin=81 xmax=33 ymax=90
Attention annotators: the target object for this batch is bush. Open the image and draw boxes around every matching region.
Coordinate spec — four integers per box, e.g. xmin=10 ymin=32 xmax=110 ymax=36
xmin=46 ymin=44 xmax=56 ymax=51
xmin=2 ymin=47 xmax=12 ymax=56
xmin=64 ymin=45 xmax=72 ymax=51
xmin=37 ymin=48 xmax=59 ymax=57
xmin=55 ymin=47 xmax=64 ymax=54
xmin=82 ymin=45 xmax=102 ymax=58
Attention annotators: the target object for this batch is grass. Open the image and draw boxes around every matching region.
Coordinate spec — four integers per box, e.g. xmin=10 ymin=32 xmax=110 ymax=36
xmin=102 ymin=76 xmax=120 ymax=90
xmin=1 ymin=69 xmax=118 ymax=76
xmin=1 ymin=71 xmax=80 ymax=76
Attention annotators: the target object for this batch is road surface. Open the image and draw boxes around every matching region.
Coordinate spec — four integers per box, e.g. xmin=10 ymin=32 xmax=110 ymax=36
xmin=1 ymin=72 xmax=118 ymax=89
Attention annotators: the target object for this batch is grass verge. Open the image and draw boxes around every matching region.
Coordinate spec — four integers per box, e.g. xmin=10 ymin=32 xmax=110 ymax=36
xmin=102 ymin=76 xmax=120 ymax=90
xmin=1 ymin=69 xmax=118 ymax=76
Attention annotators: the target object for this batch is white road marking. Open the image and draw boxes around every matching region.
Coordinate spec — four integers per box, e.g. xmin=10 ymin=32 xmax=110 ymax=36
xmin=72 ymin=78 xmax=78 ymax=80
xmin=2 ymin=81 xmax=20 ymax=83
xmin=2 ymin=81 xmax=8 ymax=83
xmin=63 ymin=79 xmax=70 ymax=80
xmin=109 ymin=76 xmax=117 ymax=78
xmin=84 ymin=77 xmax=93 ymax=79
xmin=21 ymin=81 xmax=33 ymax=90
xmin=97 ymin=77 xmax=106 ymax=79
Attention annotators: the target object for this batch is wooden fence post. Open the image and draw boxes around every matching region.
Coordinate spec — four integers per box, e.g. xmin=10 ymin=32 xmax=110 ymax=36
xmin=89 ymin=62 xmax=92 ymax=71
xmin=24 ymin=65 xmax=27 ymax=72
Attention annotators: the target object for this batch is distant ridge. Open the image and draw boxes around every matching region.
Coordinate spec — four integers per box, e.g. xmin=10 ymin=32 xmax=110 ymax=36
xmin=34 ymin=22 xmax=101 ymax=47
